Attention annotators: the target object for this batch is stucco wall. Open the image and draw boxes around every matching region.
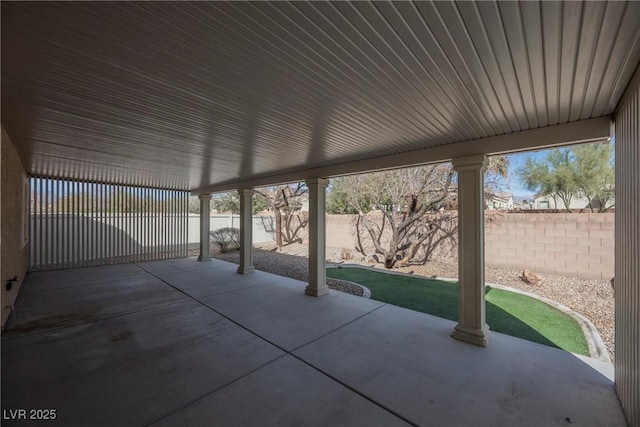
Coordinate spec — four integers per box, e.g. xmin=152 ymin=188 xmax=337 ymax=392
xmin=1 ymin=125 xmax=29 ymax=329
xmin=188 ymin=214 xmax=276 ymax=245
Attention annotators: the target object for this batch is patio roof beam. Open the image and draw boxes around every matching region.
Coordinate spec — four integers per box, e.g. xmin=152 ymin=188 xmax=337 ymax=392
xmin=192 ymin=117 xmax=611 ymax=195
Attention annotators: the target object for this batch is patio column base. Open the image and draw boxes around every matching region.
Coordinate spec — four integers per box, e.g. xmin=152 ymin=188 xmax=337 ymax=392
xmin=305 ymin=285 xmax=330 ymax=297
xmin=452 ymin=324 xmax=490 ymax=347
xmin=237 ymin=266 xmax=255 ymax=274
xmin=197 ymin=255 xmax=212 ymax=262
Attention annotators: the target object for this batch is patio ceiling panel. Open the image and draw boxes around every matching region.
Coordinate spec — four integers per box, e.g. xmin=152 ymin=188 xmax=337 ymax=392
xmin=1 ymin=1 xmax=639 ymax=191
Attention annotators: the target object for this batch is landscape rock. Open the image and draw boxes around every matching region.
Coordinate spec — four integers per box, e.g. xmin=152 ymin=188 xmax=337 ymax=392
xmin=520 ymin=269 xmax=543 ymax=286
xmin=610 ymin=277 xmax=615 ymax=289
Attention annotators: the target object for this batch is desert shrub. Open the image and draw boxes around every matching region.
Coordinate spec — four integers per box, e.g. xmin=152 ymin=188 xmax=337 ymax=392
xmin=340 ymin=247 xmax=354 ymax=260
xmin=210 ymin=227 xmax=240 ymax=253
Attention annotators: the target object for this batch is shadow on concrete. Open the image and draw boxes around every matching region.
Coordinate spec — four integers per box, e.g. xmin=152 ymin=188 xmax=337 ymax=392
xmin=1 ymin=258 xmax=622 ymax=426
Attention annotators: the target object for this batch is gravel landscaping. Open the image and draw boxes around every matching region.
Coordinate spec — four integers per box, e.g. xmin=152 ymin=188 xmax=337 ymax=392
xmin=213 ymin=242 xmax=614 ymax=360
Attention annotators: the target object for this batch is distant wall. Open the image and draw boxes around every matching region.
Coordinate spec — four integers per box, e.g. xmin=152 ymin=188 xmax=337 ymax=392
xmin=102 ymin=210 xmax=613 ymax=280
xmin=1 ymin=125 xmax=29 ymax=329
xmin=188 ymin=214 xmax=275 ymax=248
xmin=324 ymin=212 xmax=614 ymax=280
xmin=483 ymin=212 xmax=613 ymax=280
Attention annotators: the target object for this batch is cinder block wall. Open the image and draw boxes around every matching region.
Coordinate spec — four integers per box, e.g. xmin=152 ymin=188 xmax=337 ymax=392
xmin=483 ymin=212 xmax=614 ymax=280
xmin=325 ymin=212 xmax=614 ymax=280
xmin=1 ymin=125 xmax=29 ymax=329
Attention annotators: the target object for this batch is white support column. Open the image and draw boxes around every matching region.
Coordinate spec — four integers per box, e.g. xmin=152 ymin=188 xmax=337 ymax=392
xmin=237 ymin=188 xmax=255 ymax=274
xmin=305 ymin=178 xmax=329 ymax=297
xmin=451 ymin=155 xmax=489 ymax=346
xmin=198 ymin=193 xmax=212 ymax=262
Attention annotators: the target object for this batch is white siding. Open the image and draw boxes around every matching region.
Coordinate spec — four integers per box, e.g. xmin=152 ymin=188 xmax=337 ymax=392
xmin=615 ymin=80 xmax=640 ymax=427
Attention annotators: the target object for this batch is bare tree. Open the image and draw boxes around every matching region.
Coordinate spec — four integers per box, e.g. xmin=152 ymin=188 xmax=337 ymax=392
xmin=255 ymin=183 xmax=307 ymax=248
xmin=338 ymin=157 xmax=508 ymax=268
xmin=338 ymin=164 xmax=455 ymax=268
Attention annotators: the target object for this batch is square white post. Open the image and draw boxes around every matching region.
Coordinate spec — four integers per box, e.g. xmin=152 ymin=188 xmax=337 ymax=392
xmin=198 ymin=193 xmax=212 ymax=262
xmin=452 ymin=155 xmax=490 ymax=346
xmin=237 ymin=188 xmax=255 ymax=274
xmin=305 ymin=178 xmax=329 ymax=297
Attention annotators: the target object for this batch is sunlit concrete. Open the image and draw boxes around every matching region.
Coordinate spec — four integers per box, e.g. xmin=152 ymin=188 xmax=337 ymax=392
xmin=2 ymin=259 xmax=626 ymax=426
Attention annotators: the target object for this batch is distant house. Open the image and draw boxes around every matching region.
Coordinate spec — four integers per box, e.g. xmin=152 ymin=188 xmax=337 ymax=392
xmin=512 ymin=196 xmax=533 ymax=210
xmin=533 ymin=194 xmax=615 ymax=210
xmin=485 ymin=192 xmax=514 ymax=210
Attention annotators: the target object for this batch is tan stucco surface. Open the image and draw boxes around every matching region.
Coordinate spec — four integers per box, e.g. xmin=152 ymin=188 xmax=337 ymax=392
xmin=1 ymin=125 xmax=29 ymax=329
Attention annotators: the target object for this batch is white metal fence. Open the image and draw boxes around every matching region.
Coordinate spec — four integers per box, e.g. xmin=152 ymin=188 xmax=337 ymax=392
xmin=29 ymin=177 xmax=189 ymax=271
xmin=187 ymin=214 xmax=276 ymax=248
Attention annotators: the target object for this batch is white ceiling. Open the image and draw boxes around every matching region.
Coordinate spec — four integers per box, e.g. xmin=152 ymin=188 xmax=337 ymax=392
xmin=2 ymin=1 xmax=639 ymax=191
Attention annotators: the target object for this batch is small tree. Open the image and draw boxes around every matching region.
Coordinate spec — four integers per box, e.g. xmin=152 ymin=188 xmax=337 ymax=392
xmin=484 ymin=155 xmax=510 ymax=202
xmin=340 ymin=157 xmax=509 ymax=269
xmin=572 ymin=143 xmax=615 ymax=212
xmin=341 ymin=164 xmax=455 ymax=269
xmin=518 ymin=148 xmax=577 ymax=211
xmin=188 ymin=196 xmax=200 ymax=213
xmin=518 ymin=143 xmax=614 ymax=212
xmin=212 ymin=192 xmax=268 ymax=214
xmin=255 ymin=183 xmax=307 ymax=248
xmin=327 ymin=177 xmax=368 ymax=214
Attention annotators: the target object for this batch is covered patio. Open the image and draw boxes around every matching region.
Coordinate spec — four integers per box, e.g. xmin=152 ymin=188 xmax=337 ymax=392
xmin=2 ymin=1 xmax=640 ymax=425
xmin=2 ymin=258 xmax=625 ymax=426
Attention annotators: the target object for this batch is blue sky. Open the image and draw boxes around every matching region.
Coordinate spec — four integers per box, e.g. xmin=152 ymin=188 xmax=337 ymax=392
xmin=500 ymin=138 xmax=615 ymax=198
xmin=501 ymin=151 xmax=545 ymax=198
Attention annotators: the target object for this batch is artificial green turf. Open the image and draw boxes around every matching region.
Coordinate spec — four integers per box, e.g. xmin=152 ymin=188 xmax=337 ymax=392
xmin=327 ymin=267 xmax=589 ymax=356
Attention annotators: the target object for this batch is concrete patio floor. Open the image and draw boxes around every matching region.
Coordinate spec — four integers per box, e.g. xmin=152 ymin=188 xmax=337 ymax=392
xmin=2 ymin=258 xmax=627 ymax=426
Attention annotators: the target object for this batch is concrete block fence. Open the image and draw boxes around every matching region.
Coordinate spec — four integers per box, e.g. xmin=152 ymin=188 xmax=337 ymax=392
xmin=193 ymin=212 xmax=614 ymax=280
xmin=482 ymin=212 xmax=614 ymax=280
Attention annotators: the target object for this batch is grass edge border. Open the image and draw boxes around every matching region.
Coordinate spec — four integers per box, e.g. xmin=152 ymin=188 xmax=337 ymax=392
xmin=327 ymin=263 xmax=610 ymax=363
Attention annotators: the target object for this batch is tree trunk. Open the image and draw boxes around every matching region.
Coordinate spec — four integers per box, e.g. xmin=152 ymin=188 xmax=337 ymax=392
xmin=384 ymin=252 xmax=395 ymax=269
xmin=383 ymin=237 xmax=399 ymax=269
xmin=275 ymin=209 xmax=283 ymax=248
xmin=398 ymin=237 xmax=424 ymax=267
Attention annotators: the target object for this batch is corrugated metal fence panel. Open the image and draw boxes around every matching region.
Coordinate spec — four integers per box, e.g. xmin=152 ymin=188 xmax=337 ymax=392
xmin=29 ymin=177 xmax=189 ymax=271
xmin=615 ymin=82 xmax=640 ymax=427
